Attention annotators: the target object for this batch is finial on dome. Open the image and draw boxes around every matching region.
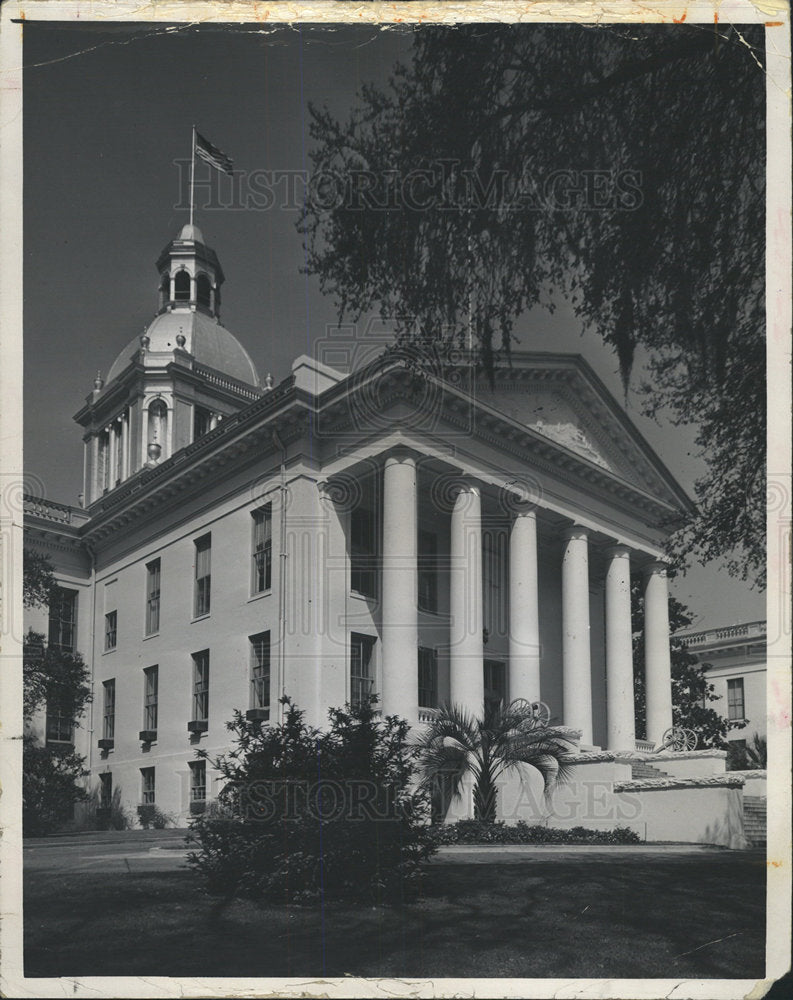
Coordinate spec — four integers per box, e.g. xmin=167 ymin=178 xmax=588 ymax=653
xmin=176 ymin=333 xmax=186 ymax=348
xmin=178 ymin=223 xmax=205 ymax=243
xmin=140 ymin=330 xmax=150 ymax=350
xmin=265 ymin=372 xmax=274 ymax=391
xmin=94 ymin=371 xmax=104 ymax=390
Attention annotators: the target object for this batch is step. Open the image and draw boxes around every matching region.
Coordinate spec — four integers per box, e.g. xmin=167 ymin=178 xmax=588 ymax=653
xmin=743 ymin=795 xmax=766 ymax=847
xmin=630 ymin=761 xmax=672 ymax=780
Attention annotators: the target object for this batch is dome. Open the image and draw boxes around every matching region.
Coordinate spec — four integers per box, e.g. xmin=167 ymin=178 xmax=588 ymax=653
xmin=177 ymin=223 xmax=205 ymax=242
xmin=107 ymin=311 xmax=260 ymax=386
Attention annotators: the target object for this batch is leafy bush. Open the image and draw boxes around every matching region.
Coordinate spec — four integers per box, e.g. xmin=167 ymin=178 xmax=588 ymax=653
xmin=23 ymin=737 xmax=88 ymax=837
xmin=187 ymin=696 xmax=436 ymax=904
xmin=137 ymin=805 xmax=173 ymax=829
xmin=432 ymin=819 xmax=640 ymax=846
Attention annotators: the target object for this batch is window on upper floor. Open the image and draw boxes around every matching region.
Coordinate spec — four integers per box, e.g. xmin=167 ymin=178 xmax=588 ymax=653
xmin=143 ymin=666 xmax=158 ymax=733
xmin=483 ymin=529 xmax=507 ymax=637
xmin=145 ymin=559 xmax=161 ymax=635
xmin=249 ymin=632 xmax=271 ymax=716
xmin=350 ymin=633 xmax=376 ymax=710
xmin=193 ymin=405 xmax=212 ymax=441
xmin=104 ymin=610 xmax=117 ymax=652
xmin=251 ymin=505 xmax=272 ymax=594
xmin=46 ymin=700 xmax=74 ymax=745
xmin=727 ymin=678 xmax=745 ymax=720
xmin=192 ymin=650 xmax=210 ymax=723
xmin=418 ymin=647 xmax=438 ymax=709
xmin=418 ymin=530 xmax=438 ymax=614
xmin=350 ymin=506 xmax=377 ymax=598
xmin=194 ymin=535 xmax=211 ymax=617
xmin=48 ymin=587 xmax=77 ymax=653
xmin=102 ymin=679 xmax=116 ymax=741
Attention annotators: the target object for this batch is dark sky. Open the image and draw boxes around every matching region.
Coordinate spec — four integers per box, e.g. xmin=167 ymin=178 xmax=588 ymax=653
xmin=21 ymin=21 xmax=764 ymax=626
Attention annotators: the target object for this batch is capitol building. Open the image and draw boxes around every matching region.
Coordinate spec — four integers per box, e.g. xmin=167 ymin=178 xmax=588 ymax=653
xmin=24 ymin=223 xmax=754 ymax=846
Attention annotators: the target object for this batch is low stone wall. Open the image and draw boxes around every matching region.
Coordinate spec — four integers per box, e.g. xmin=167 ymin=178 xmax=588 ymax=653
xmin=732 ymin=770 xmax=767 ymax=797
xmin=613 ymin=780 xmax=747 ymax=849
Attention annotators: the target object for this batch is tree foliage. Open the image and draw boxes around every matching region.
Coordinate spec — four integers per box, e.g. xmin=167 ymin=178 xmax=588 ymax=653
xmin=22 ymin=549 xmax=92 ymax=836
xmin=187 ymin=696 xmax=435 ymax=904
xmin=632 ymin=579 xmax=741 ymax=748
xmin=415 ymin=701 xmax=577 ymax=823
xmin=301 ymin=23 xmax=765 ymax=586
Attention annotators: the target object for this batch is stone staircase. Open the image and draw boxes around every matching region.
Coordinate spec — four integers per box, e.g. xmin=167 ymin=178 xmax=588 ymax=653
xmin=743 ymin=796 xmax=767 ymax=847
xmin=630 ymin=760 xmax=672 ymax=780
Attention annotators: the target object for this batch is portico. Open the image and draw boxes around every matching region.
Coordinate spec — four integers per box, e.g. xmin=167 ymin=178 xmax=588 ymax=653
xmin=370 ymin=446 xmax=674 ymax=751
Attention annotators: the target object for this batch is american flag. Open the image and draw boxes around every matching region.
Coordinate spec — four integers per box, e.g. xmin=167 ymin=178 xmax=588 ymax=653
xmin=194 ymin=131 xmax=233 ymax=176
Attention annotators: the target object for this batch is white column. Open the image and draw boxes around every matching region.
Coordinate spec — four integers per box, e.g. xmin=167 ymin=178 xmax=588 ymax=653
xmin=509 ymin=509 xmax=540 ymax=703
xmin=107 ymin=425 xmax=116 ymax=487
xmin=120 ymin=411 xmax=129 ymax=480
xmin=450 ymin=483 xmax=484 ymax=712
xmin=562 ymin=525 xmax=593 ymax=744
xmin=644 ymin=560 xmax=673 ymax=747
xmin=605 ymin=544 xmax=636 ymax=750
xmin=381 ymin=449 xmax=418 ymax=722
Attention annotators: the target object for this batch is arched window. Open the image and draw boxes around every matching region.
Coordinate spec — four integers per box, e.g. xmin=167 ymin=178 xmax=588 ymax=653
xmin=196 ymin=273 xmax=211 ymax=310
xmin=159 ymin=272 xmax=171 ymax=309
xmin=174 ymin=271 xmax=190 ymax=301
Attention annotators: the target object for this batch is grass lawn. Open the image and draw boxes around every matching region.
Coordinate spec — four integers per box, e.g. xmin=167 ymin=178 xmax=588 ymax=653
xmin=24 ymin=851 xmax=766 ymax=980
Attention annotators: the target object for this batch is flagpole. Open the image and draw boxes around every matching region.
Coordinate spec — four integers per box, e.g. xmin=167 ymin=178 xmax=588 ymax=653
xmin=189 ymin=124 xmax=196 ymax=228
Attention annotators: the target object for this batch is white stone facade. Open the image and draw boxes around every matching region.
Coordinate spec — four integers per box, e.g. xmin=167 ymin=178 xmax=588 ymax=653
xmin=26 ymin=226 xmax=736 ymax=835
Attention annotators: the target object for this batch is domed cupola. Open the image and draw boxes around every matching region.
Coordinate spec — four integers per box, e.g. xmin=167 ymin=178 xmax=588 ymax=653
xmin=75 ymin=225 xmax=266 ymax=506
xmin=155 ymin=223 xmax=224 ymax=318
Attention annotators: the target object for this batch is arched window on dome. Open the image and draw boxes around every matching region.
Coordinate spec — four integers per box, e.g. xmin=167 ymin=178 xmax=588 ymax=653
xmin=196 ymin=273 xmax=211 ymax=310
xmin=174 ymin=271 xmax=190 ymax=302
xmin=159 ymin=272 xmax=171 ymax=309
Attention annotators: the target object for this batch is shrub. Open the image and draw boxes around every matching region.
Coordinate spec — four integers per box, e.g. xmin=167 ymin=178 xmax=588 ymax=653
xmin=187 ymin=696 xmax=436 ymax=904
xmin=432 ymin=819 xmax=641 ymax=846
xmin=22 ymin=737 xmax=88 ymax=837
xmin=137 ymin=805 xmax=172 ymax=830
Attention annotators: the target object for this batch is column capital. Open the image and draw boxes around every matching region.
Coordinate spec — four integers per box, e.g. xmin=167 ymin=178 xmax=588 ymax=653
xmin=383 ymin=445 xmax=419 ymax=465
xmin=604 ymin=543 xmax=632 ymax=560
xmin=561 ymin=523 xmax=589 ymax=543
xmin=502 ymin=477 xmax=542 ymax=517
xmin=642 ymin=559 xmax=669 ymax=578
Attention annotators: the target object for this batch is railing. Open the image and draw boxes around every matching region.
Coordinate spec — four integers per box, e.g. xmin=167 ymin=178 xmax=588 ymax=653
xmin=418 ymin=707 xmax=439 ymax=724
xmin=193 ymin=364 xmax=263 ymax=401
xmin=678 ymin=620 xmax=766 ymax=647
xmin=23 ymin=494 xmax=88 ymax=525
xmin=634 ymin=738 xmax=656 ymax=753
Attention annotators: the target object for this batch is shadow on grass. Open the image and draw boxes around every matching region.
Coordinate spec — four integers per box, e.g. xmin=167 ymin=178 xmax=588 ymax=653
xmin=24 ymin=853 xmax=766 ymax=980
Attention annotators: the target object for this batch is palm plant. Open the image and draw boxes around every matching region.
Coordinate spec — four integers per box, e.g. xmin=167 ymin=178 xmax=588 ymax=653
xmin=415 ymin=701 xmax=578 ymax=824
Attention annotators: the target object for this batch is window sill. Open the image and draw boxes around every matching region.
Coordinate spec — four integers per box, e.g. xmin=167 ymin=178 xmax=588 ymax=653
xmin=103 ymin=647 xmax=117 ymax=655
xmin=247 ymin=589 xmax=272 ymax=604
xmin=143 ymin=631 xmax=160 ymax=641
xmin=187 ymin=720 xmax=208 ymax=734
xmin=191 ymin=613 xmax=211 ymax=624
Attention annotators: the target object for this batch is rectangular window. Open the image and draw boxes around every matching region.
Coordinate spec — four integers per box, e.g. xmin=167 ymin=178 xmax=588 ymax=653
xmin=99 ymin=772 xmax=112 ymax=810
xmin=727 ymin=678 xmax=745 ymax=720
xmin=250 ymin=632 xmax=271 ymax=713
xmin=193 ymin=405 xmax=211 ymax=441
xmin=350 ymin=633 xmax=376 ymax=709
xmin=141 ymin=767 xmax=155 ymax=806
xmin=251 ymin=505 xmax=272 ymax=594
xmin=418 ymin=530 xmax=439 ymax=613
xmin=145 ymin=559 xmax=161 ymax=635
xmin=102 ymin=679 xmax=116 ymax=740
xmin=483 ymin=530 xmax=508 ymax=637
xmin=189 ymin=760 xmax=207 ymax=803
xmin=48 ymin=587 xmax=77 ymax=652
xmin=194 ymin=534 xmax=211 ymax=617
xmin=46 ymin=701 xmax=73 ymax=744
xmin=192 ymin=650 xmax=210 ymax=722
xmin=418 ymin=646 xmax=438 ymax=709
xmin=104 ymin=610 xmax=117 ymax=651
xmin=350 ymin=506 xmax=377 ymax=598
xmin=143 ymin=665 xmax=158 ymax=732
xmin=484 ymin=659 xmax=507 ymax=715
